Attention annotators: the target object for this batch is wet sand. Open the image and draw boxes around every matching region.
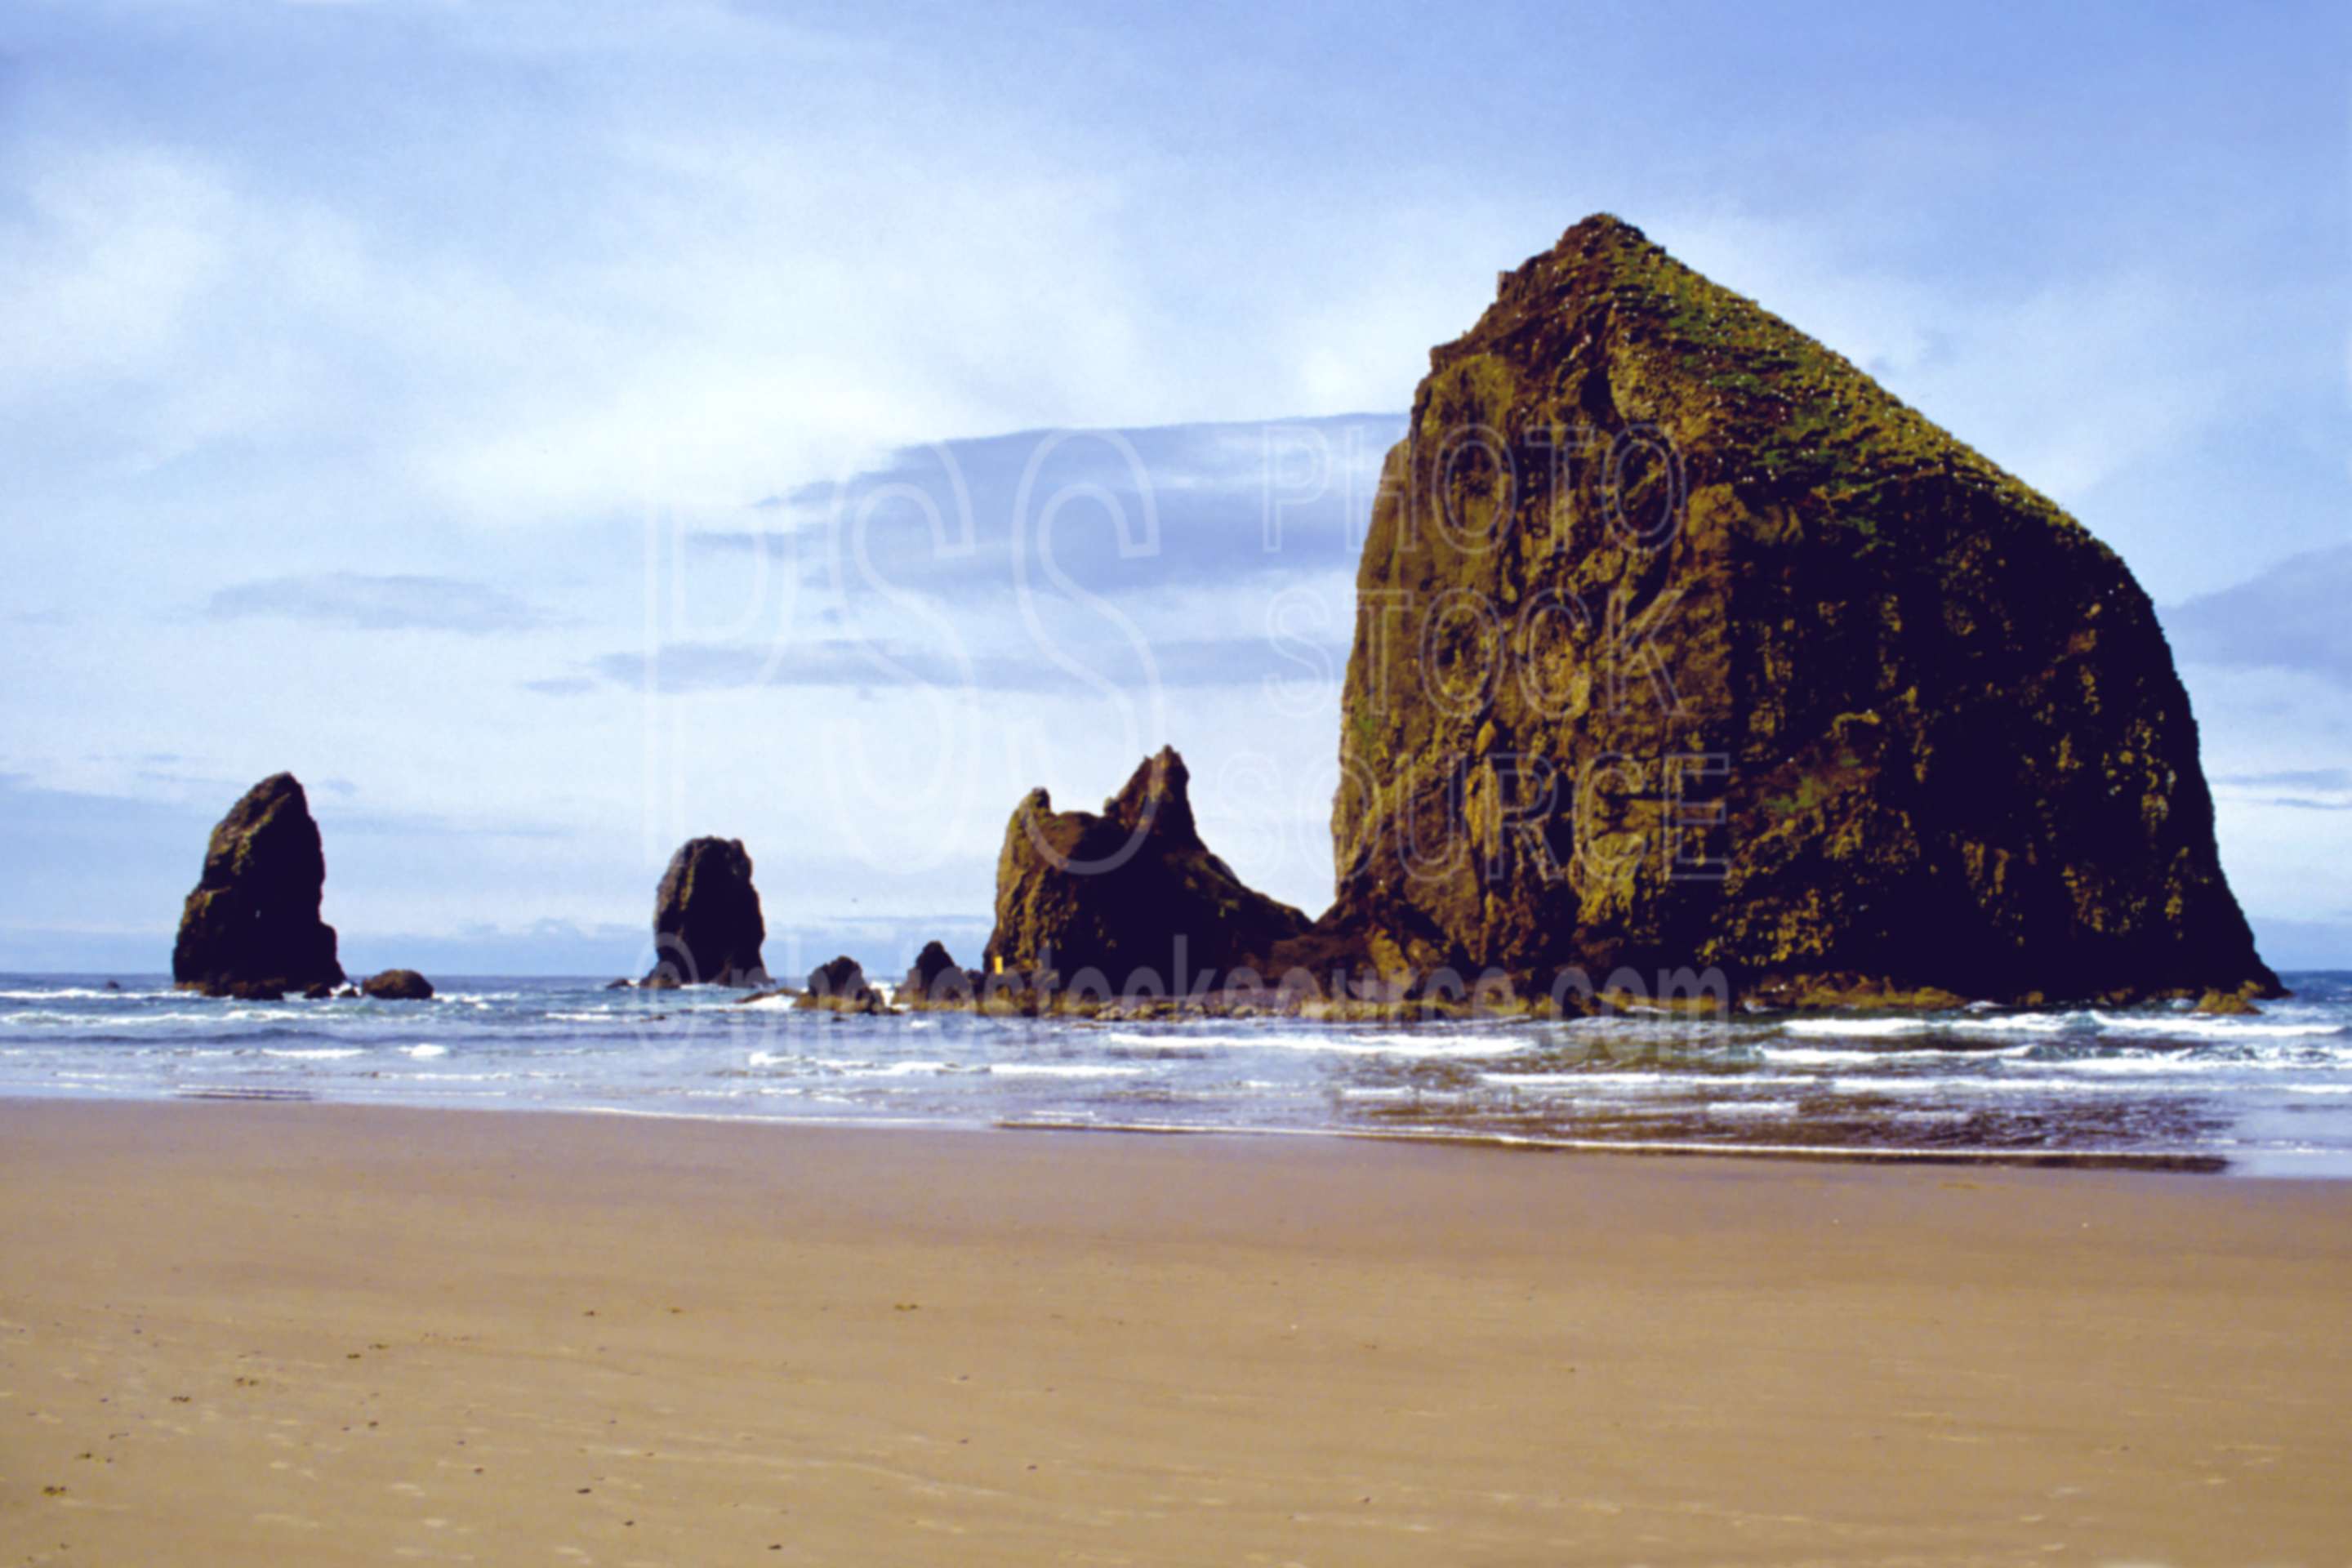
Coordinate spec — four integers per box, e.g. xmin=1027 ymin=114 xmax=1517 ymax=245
xmin=2 ymin=1099 xmax=2348 ymax=1565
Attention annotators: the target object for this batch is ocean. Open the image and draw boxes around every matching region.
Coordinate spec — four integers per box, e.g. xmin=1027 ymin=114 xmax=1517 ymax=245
xmin=7 ymin=971 xmax=2352 ymax=1175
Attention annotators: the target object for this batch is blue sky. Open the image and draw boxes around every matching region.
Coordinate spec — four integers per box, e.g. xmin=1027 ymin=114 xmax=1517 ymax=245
xmin=2 ymin=0 xmax=2349 ymax=976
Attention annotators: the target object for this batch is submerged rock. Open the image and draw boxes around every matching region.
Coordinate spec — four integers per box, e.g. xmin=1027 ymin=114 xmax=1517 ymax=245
xmin=361 ymin=969 xmax=434 ymax=1001
xmin=172 ymin=773 xmax=345 ymax=998
xmin=643 ymin=838 xmax=769 ymax=987
xmin=983 ymin=747 xmax=1309 ymax=992
xmin=2194 ymin=987 xmax=2262 ymax=1017
xmin=1316 ymin=214 xmax=2278 ymax=1007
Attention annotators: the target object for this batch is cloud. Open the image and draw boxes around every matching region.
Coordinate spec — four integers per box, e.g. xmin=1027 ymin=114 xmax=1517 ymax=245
xmin=204 ymin=572 xmax=549 ymax=635
xmin=2161 ymin=545 xmax=2352 ymax=688
xmin=692 ymin=413 xmax=1403 ymax=599
xmin=572 ymin=630 xmax=1343 ymax=697
xmin=2216 ymin=768 xmax=2352 ymax=792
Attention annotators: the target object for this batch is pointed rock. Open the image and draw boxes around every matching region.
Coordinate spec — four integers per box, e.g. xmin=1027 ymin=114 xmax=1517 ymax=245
xmin=983 ymin=747 xmax=1307 ymax=989
xmin=1321 ymin=213 xmax=2277 ymax=1005
xmin=172 ymin=773 xmax=345 ymax=997
xmin=643 ymin=838 xmax=768 ymax=987
xmin=899 ymin=941 xmax=978 ymax=1005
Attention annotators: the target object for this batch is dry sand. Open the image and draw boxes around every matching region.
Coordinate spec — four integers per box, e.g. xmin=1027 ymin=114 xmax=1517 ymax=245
xmin=2 ymin=1099 xmax=2348 ymax=1565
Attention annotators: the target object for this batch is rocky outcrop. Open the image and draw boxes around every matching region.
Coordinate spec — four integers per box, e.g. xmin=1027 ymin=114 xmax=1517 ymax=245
xmin=172 ymin=773 xmax=345 ymax=999
xmin=1318 ymin=214 xmax=2278 ymax=1007
xmin=983 ymin=747 xmax=1309 ymax=991
xmin=361 ymin=969 xmax=434 ymax=1001
xmin=899 ymin=941 xmax=978 ymax=1006
xmin=642 ymin=838 xmax=768 ymax=988
xmin=796 ymin=955 xmax=882 ymax=1013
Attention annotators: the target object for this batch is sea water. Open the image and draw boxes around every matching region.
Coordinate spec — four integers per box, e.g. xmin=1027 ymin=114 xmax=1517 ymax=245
xmin=6 ymin=972 xmax=2351 ymax=1174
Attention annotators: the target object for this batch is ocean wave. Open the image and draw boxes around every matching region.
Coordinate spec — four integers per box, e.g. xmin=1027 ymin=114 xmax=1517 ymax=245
xmin=403 ymin=1044 xmax=448 ymax=1058
xmin=1781 ymin=1018 xmax=1934 ymax=1039
xmin=259 ymin=1047 xmax=366 ymax=1059
xmin=1942 ymin=1013 xmax=2085 ymax=1036
xmin=985 ymin=1062 xmax=1145 ymax=1079
xmin=0 ymin=987 xmax=148 ymax=1001
xmin=1761 ymin=1043 xmax=2036 ymax=1067
xmin=2089 ymin=1014 xmax=2345 ymax=1041
xmin=1481 ymin=1070 xmax=1758 ymax=1092
xmin=1101 ymin=1029 xmax=1529 ymax=1060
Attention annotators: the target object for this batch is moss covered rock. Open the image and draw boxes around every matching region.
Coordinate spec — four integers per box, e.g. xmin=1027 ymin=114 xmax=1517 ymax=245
xmin=172 ymin=773 xmax=345 ymax=998
xmin=983 ymin=747 xmax=1308 ymax=991
xmin=643 ymin=837 xmax=768 ymax=987
xmin=1320 ymin=214 xmax=2278 ymax=1007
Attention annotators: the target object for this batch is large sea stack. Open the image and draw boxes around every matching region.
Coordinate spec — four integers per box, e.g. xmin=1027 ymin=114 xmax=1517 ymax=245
xmin=643 ymin=837 xmax=768 ymax=987
xmin=172 ymin=773 xmax=345 ymax=999
xmin=984 ymin=747 xmax=1308 ymax=988
xmin=1321 ymin=214 xmax=2276 ymax=1006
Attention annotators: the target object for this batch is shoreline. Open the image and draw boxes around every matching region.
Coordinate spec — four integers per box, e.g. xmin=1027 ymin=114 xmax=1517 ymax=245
xmin=4 ymin=1098 xmax=2350 ymax=1561
xmin=2 ymin=1089 xmax=2265 ymax=1175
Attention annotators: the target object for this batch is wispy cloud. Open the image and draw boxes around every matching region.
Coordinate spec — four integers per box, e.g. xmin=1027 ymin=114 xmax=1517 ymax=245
xmin=2217 ymin=768 xmax=2352 ymax=793
xmin=2162 ymin=545 xmax=2352 ymax=688
xmin=690 ymin=415 xmax=1401 ymax=598
xmin=563 ymin=631 xmax=1343 ymax=697
xmin=205 ymin=572 xmax=549 ymax=635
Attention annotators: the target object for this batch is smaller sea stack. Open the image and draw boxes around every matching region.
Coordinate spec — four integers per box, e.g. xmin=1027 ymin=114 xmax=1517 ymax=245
xmin=172 ymin=773 xmax=345 ymax=999
xmin=361 ymin=969 xmax=435 ymax=1001
xmin=899 ymin=941 xmax=979 ymax=1007
xmin=982 ymin=746 xmax=1307 ymax=991
xmin=643 ymin=837 xmax=768 ymax=987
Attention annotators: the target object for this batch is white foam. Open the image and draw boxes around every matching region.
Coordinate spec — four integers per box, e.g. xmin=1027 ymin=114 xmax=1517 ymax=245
xmin=1099 ymin=1029 xmax=1525 ymax=1060
xmin=1782 ymin=1018 xmax=1933 ymax=1039
xmin=0 ymin=987 xmax=139 ymax=1001
xmin=1942 ymin=1013 xmax=2083 ymax=1036
xmin=1704 ymin=1100 xmax=1801 ymax=1118
xmin=260 ymin=1047 xmax=364 ymax=1059
xmin=403 ymin=1044 xmax=448 ymax=1058
xmin=2090 ymin=1013 xmax=2345 ymax=1041
xmin=1483 ymin=1071 xmax=1693 ymax=1092
xmin=985 ymin=1062 xmax=1145 ymax=1079
xmin=1762 ymin=1043 xmax=2035 ymax=1067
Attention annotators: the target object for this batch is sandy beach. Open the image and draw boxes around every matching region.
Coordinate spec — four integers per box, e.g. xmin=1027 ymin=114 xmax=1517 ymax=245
xmin=2 ymin=1101 xmax=2348 ymax=1565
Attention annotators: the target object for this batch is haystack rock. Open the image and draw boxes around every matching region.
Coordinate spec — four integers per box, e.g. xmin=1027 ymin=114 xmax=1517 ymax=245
xmin=172 ymin=773 xmax=345 ymax=999
xmin=983 ymin=747 xmax=1308 ymax=989
xmin=642 ymin=837 xmax=768 ymax=987
xmin=1320 ymin=214 xmax=2277 ymax=1007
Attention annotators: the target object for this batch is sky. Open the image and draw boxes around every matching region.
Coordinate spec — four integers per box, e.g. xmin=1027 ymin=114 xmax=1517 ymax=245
xmin=2 ymin=0 xmax=2349 ymax=977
